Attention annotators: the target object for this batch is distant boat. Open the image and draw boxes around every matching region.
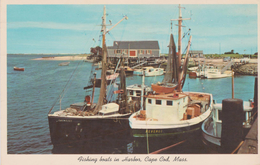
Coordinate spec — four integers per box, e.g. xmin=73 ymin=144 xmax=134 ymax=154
xmin=58 ymin=62 xmax=70 ymax=66
xmin=188 ymin=66 xmax=198 ymax=71
xmin=206 ymin=70 xmax=233 ymax=79
xmin=145 ymin=67 xmax=164 ymax=77
xmin=13 ymin=66 xmax=24 ymax=71
xmin=134 ymin=67 xmax=164 ymax=77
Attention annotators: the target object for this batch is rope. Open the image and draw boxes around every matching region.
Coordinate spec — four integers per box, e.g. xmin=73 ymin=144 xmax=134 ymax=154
xmin=150 ymin=140 xmax=186 ymax=154
xmin=146 ymin=129 xmax=150 ymax=154
xmin=231 ymin=141 xmax=244 ymax=154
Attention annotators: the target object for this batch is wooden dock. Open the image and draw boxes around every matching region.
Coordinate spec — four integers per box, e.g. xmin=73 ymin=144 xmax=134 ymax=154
xmin=237 ymin=117 xmax=258 ymax=154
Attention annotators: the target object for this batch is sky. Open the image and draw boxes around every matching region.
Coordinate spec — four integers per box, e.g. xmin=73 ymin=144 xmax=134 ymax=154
xmin=6 ymin=4 xmax=258 ymax=54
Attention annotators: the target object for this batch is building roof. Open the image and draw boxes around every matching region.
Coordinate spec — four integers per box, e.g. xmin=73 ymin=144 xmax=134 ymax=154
xmin=108 ymin=41 xmax=160 ymax=49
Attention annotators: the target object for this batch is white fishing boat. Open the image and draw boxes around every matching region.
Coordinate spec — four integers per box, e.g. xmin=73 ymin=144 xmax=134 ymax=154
xmin=134 ymin=66 xmax=163 ymax=76
xmin=133 ymin=67 xmax=152 ymax=76
xmin=188 ymin=66 xmax=198 ymax=71
xmin=188 ymin=65 xmax=215 ymax=78
xmin=189 ymin=61 xmax=233 ymax=79
xmin=145 ymin=67 xmax=164 ymax=77
xmin=206 ymin=69 xmax=233 ymax=79
xmin=128 ymin=5 xmax=214 ymax=153
xmin=201 ymin=100 xmax=256 ymax=147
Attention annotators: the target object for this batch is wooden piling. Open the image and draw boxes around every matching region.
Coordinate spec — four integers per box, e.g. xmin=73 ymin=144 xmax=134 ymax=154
xmin=221 ymin=98 xmax=244 ymax=153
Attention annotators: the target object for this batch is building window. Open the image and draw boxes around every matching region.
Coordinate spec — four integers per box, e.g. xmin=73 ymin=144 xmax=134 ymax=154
xmin=156 ymin=100 xmax=161 ymax=105
xmin=136 ymin=91 xmax=141 ymax=96
xmin=148 ymin=99 xmax=152 ymax=104
xmin=147 ymin=50 xmax=150 ymax=54
xmin=139 ymin=50 xmax=143 ymax=54
xmin=167 ymin=100 xmax=173 ymax=106
xmin=129 ymin=90 xmax=133 ymax=95
xmin=116 ymin=49 xmax=121 ymax=54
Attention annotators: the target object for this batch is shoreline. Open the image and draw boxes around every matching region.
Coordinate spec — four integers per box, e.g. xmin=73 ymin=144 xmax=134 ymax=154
xmin=31 ymin=56 xmax=87 ymax=61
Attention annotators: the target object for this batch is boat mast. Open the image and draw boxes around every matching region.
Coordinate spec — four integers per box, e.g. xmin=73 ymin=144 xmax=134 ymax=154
xmin=93 ymin=6 xmax=128 ymax=114
xmin=93 ymin=6 xmax=108 ymax=114
xmin=171 ymin=4 xmax=190 ymax=92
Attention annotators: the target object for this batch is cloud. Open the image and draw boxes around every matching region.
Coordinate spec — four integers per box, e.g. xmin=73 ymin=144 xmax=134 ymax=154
xmin=7 ymin=21 xmax=97 ymax=31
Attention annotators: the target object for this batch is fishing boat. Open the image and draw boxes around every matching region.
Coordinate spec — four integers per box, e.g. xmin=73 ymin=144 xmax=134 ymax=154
xmin=58 ymin=62 xmax=70 ymax=66
xmin=133 ymin=67 xmax=153 ymax=75
xmin=189 ymin=61 xmax=233 ymax=79
xmin=188 ymin=64 xmax=214 ymax=78
xmin=134 ymin=66 xmax=163 ymax=77
xmin=188 ymin=66 xmax=198 ymax=71
xmin=48 ymin=6 xmax=137 ymax=146
xmin=206 ymin=69 xmax=233 ymax=79
xmin=201 ymin=100 xmax=256 ymax=148
xmin=128 ymin=5 xmax=214 ymax=153
xmin=13 ymin=66 xmax=24 ymax=71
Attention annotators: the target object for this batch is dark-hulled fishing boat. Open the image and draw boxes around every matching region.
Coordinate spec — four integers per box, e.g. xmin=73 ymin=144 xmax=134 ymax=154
xmin=48 ymin=6 xmax=141 ymax=147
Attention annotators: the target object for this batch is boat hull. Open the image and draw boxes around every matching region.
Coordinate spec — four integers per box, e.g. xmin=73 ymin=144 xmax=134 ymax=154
xmin=48 ymin=114 xmax=131 ymax=146
xmin=189 ymin=71 xmax=197 ymax=78
xmin=206 ymin=73 xmax=232 ymax=79
xmin=130 ymin=122 xmax=203 ymax=154
xmin=131 ymin=122 xmax=202 ymax=138
xmin=145 ymin=69 xmax=164 ymax=77
xmin=13 ymin=67 xmax=24 ymax=71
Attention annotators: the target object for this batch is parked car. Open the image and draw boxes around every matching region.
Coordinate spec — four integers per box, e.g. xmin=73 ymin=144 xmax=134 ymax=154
xmin=223 ymin=57 xmax=231 ymax=62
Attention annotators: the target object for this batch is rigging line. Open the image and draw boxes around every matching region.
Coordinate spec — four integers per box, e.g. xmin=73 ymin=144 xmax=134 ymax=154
xmin=61 ymin=59 xmax=86 ymax=101
xmin=48 ymin=57 xmax=85 ymax=114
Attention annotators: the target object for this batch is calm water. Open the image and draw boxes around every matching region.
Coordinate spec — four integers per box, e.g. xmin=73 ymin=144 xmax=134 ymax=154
xmin=7 ymin=55 xmax=257 ymax=154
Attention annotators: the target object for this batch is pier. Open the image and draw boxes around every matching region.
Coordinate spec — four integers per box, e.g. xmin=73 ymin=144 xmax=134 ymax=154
xmin=237 ymin=117 xmax=258 ymax=154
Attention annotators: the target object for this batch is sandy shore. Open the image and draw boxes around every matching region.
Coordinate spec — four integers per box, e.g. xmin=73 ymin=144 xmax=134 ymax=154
xmin=32 ymin=56 xmax=258 ymax=65
xmin=32 ymin=56 xmax=86 ymax=61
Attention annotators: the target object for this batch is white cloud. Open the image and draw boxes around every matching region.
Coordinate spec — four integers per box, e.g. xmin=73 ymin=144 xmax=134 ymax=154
xmin=7 ymin=21 xmax=96 ymax=31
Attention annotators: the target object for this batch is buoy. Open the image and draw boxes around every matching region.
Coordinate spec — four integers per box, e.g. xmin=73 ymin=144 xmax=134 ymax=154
xmin=221 ymin=98 xmax=244 ymax=153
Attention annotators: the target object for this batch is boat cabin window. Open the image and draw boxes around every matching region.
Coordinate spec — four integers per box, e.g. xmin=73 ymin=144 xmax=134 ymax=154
xmin=148 ymin=99 xmax=152 ymax=104
xmin=167 ymin=100 xmax=173 ymax=106
xmin=218 ymin=110 xmax=223 ymax=121
xmin=136 ymin=91 xmax=141 ymax=96
xmin=156 ymin=100 xmax=161 ymax=105
xmin=129 ymin=90 xmax=134 ymax=96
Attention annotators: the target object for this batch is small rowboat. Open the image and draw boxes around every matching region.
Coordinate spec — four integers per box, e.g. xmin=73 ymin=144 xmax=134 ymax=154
xmin=58 ymin=62 xmax=70 ymax=66
xmin=13 ymin=67 xmax=24 ymax=71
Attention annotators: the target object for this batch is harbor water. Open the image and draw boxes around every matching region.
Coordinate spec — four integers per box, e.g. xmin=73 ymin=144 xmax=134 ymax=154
xmin=7 ymin=54 xmax=256 ymax=154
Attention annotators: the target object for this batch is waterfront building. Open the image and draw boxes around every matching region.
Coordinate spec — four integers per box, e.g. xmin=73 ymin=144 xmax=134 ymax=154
xmin=107 ymin=41 xmax=160 ymax=58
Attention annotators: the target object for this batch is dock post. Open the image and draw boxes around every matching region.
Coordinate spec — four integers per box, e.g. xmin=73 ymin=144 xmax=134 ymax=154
xmin=221 ymin=98 xmax=244 ymax=153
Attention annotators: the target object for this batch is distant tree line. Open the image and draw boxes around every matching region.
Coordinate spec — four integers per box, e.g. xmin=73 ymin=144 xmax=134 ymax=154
xmin=224 ymin=50 xmax=239 ymax=54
